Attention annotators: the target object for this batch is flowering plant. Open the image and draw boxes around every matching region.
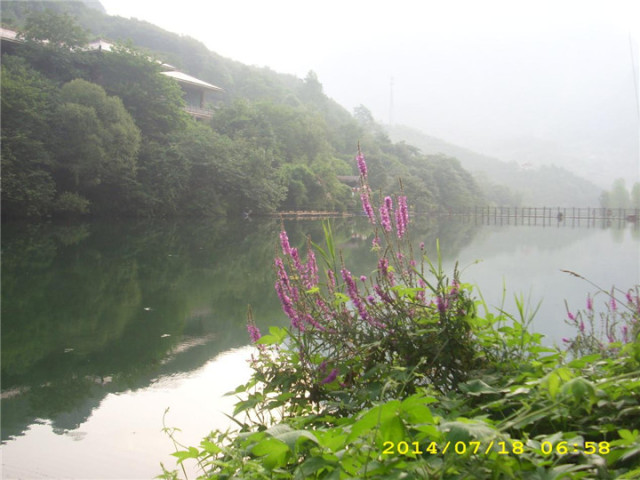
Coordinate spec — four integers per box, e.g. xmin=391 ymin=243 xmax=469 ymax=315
xmin=241 ymin=146 xmax=480 ymax=422
xmin=160 ymin=146 xmax=640 ymax=480
xmin=563 ymin=272 xmax=640 ymax=357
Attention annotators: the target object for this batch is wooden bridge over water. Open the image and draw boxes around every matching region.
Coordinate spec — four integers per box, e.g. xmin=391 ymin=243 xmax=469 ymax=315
xmin=443 ymin=206 xmax=640 ymax=228
xmin=274 ymin=206 xmax=640 ymax=228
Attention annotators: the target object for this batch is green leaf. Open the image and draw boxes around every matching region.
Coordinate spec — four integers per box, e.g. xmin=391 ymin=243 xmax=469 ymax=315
xmin=401 ymin=394 xmax=436 ymax=424
xmin=315 ymin=430 xmax=348 ymax=451
xmin=333 ymin=292 xmax=349 ymax=304
xmin=274 ymin=430 xmax=319 ymax=451
xmin=171 ymin=446 xmax=199 ymax=464
xmin=560 ymin=377 xmax=596 ymax=410
xmin=256 ymin=326 xmax=288 ymax=345
xmin=200 ymin=440 xmax=221 ymax=454
xmin=379 ymin=415 xmax=406 ymax=444
xmin=618 ymin=429 xmax=639 ymax=443
xmin=346 ymin=400 xmax=401 ymax=443
xmin=440 ymin=419 xmax=497 ymax=442
xmin=543 ymin=367 xmax=573 ymax=400
xmin=460 ymin=379 xmax=498 ymax=395
xmin=296 ymin=456 xmax=337 ymax=478
xmin=251 ymin=437 xmax=291 ymax=470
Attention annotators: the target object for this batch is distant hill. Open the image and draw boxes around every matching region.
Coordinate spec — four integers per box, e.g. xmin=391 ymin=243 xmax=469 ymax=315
xmin=386 ymin=124 xmax=603 ymax=207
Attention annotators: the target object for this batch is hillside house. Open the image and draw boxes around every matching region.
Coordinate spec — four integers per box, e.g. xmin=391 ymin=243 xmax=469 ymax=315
xmin=2 ymin=28 xmax=224 ymax=120
xmin=160 ymin=68 xmax=223 ymax=120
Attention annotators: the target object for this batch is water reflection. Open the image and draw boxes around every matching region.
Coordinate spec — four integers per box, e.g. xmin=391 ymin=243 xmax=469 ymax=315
xmin=2 ymin=215 xmax=637 ymax=451
xmin=1 ymin=218 xmax=284 ymax=442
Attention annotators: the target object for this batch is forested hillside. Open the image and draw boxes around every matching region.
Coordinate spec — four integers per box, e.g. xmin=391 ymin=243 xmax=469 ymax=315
xmin=1 ymin=1 xmax=486 ymax=218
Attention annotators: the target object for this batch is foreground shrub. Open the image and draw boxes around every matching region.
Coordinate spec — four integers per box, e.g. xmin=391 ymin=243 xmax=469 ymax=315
xmin=160 ymin=147 xmax=640 ymax=479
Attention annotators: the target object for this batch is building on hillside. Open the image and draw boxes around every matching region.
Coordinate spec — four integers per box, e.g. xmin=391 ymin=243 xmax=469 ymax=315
xmin=1 ymin=28 xmax=224 ymax=120
xmin=160 ymin=68 xmax=223 ymax=120
xmin=86 ymin=39 xmax=225 ymax=120
xmin=0 ymin=26 xmax=22 ymax=54
xmin=87 ymin=39 xmax=114 ymax=52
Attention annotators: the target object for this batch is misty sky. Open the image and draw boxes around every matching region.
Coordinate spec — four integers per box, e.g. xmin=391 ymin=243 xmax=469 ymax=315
xmin=99 ymin=0 xmax=640 ymax=186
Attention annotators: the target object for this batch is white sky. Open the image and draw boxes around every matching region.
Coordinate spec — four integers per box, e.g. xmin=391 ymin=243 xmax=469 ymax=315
xmin=99 ymin=0 xmax=640 ymax=184
xmin=99 ymin=0 xmax=638 ymax=76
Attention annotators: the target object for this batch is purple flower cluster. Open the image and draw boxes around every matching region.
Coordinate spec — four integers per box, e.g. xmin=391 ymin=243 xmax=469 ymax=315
xmin=360 ymin=188 xmax=376 ymax=225
xmin=305 ymin=248 xmax=319 ymax=289
xmin=342 ymin=268 xmax=381 ymax=327
xmin=275 ymin=257 xmax=303 ymax=330
xmin=247 ymin=322 xmax=261 ymax=343
xmin=380 ymin=196 xmax=393 ymax=232
xmin=610 ymin=290 xmax=617 ymax=312
xmin=280 ymin=230 xmax=292 ymax=256
xmin=395 ymin=195 xmax=409 ymax=238
xmin=274 ymin=231 xmax=324 ymax=331
xmin=357 ymin=151 xmax=368 ymax=178
xmin=436 ymin=295 xmax=448 ymax=314
xmin=378 ymin=257 xmax=394 ymax=285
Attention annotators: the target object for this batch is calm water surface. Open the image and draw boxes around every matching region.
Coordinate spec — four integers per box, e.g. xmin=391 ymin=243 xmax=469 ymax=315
xmin=2 ymin=216 xmax=638 ymax=478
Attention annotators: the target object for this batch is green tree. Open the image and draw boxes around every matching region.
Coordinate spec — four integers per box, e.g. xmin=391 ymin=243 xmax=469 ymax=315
xmin=0 ymin=55 xmax=57 ymax=217
xmin=17 ymin=9 xmax=91 ymax=83
xmin=133 ymin=138 xmax=192 ymax=216
xmin=20 ymin=9 xmax=88 ymax=50
xmin=93 ymin=45 xmax=188 ymax=140
xmin=51 ymin=79 xmax=141 ymax=211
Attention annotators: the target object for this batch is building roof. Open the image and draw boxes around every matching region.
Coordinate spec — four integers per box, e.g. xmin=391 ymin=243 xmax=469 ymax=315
xmin=0 ymin=27 xmax=21 ymax=43
xmin=86 ymin=39 xmax=115 ymax=52
xmin=160 ymin=70 xmax=223 ymax=92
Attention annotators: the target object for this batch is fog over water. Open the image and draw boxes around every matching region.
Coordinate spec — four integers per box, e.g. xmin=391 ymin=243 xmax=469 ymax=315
xmin=99 ymin=0 xmax=640 ymax=188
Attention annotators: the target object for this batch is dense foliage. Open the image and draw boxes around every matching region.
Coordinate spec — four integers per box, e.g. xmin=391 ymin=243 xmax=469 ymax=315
xmin=160 ymin=150 xmax=640 ymax=479
xmin=1 ymin=5 xmax=486 ymax=219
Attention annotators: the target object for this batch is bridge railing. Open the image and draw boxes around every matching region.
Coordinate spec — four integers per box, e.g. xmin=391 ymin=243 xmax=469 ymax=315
xmin=441 ymin=206 xmax=639 ymax=227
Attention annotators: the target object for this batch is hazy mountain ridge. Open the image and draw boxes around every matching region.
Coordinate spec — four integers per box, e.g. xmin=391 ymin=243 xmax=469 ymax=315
xmin=386 ymin=124 xmax=603 ymax=207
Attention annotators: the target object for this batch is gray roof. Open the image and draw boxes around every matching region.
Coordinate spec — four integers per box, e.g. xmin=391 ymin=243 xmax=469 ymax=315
xmin=160 ymin=70 xmax=223 ymax=92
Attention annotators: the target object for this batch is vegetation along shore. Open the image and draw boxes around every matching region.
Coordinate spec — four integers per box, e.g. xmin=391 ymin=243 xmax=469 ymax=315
xmin=159 ymin=150 xmax=640 ymax=479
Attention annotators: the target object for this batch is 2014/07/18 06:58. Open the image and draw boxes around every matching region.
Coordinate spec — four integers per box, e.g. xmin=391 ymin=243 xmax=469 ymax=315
xmin=381 ymin=440 xmax=611 ymax=456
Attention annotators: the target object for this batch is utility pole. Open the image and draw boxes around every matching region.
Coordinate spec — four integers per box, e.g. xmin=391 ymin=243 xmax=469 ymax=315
xmin=389 ymin=76 xmax=394 ymax=126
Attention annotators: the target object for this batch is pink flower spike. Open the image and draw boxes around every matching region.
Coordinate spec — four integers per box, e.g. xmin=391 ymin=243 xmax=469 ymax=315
xmin=360 ymin=189 xmax=376 ymax=225
xmin=247 ymin=322 xmax=261 ymax=343
xmin=279 ymin=231 xmax=291 ymax=256
xmin=395 ymin=196 xmax=409 ymax=238
xmin=610 ymin=292 xmax=617 ymax=312
xmin=379 ymin=202 xmax=392 ymax=232
xmin=357 ymin=152 xmax=368 ymax=178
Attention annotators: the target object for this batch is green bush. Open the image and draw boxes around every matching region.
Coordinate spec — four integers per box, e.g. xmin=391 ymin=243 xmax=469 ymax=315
xmin=53 ymin=191 xmax=90 ymax=215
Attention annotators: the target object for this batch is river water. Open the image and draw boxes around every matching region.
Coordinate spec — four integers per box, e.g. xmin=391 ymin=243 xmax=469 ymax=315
xmin=1 ymin=215 xmax=638 ymax=478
